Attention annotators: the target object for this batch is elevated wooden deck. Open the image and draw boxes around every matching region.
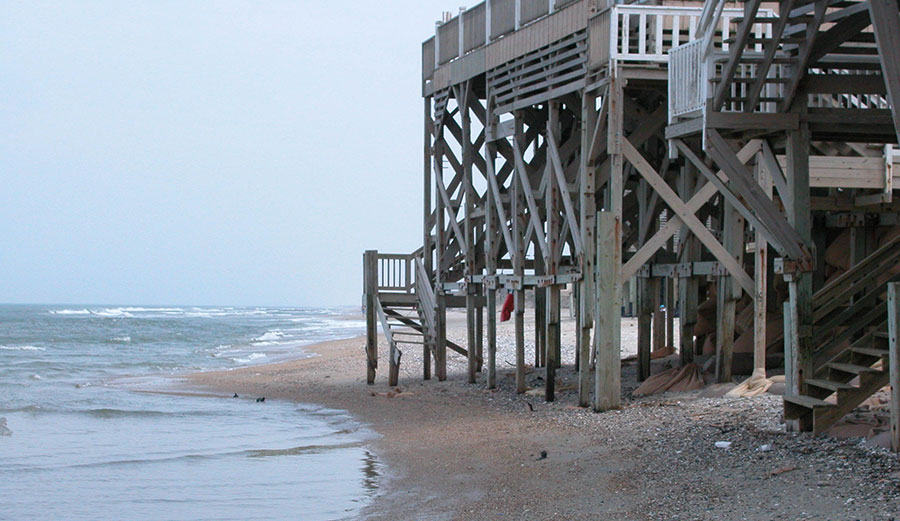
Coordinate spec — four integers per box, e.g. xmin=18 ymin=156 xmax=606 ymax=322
xmin=366 ymin=0 xmax=900 ymax=449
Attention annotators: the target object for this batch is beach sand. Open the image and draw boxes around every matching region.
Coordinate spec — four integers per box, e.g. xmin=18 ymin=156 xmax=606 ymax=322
xmin=186 ymin=310 xmax=900 ymax=521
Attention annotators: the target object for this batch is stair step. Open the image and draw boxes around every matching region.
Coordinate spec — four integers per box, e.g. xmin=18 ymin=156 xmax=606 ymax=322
xmin=805 ymin=378 xmax=854 ymax=392
xmin=871 ymin=331 xmax=890 ymax=339
xmin=710 ymin=77 xmax=791 ymax=84
xmin=828 ymin=362 xmax=881 ymax=375
xmin=848 ymin=346 xmax=889 ymax=359
xmin=732 ymin=15 xmax=814 ymax=24
xmin=724 ymin=97 xmax=783 ymax=102
xmin=724 ymin=36 xmax=806 ymax=45
xmin=785 ymin=394 xmax=832 ymax=408
xmin=738 ymin=56 xmax=796 ymax=64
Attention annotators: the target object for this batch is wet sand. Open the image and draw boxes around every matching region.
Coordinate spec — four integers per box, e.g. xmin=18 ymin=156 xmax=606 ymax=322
xmin=185 ymin=310 xmax=900 ymax=521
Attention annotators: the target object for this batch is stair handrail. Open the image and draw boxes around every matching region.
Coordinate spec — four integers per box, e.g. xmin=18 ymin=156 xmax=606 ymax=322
xmin=697 ymin=0 xmax=725 ymax=58
xmin=414 ymin=257 xmax=437 ymax=336
xmin=813 ymin=233 xmax=900 ymax=321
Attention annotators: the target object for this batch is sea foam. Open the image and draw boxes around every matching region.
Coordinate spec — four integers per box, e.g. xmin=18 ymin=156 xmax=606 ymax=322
xmin=0 ymin=345 xmax=45 ymax=351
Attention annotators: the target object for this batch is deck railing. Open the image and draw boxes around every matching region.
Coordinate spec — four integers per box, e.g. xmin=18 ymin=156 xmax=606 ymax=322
xmin=430 ymin=0 xmax=585 ymax=71
xmin=373 ymin=251 xmax=418 ymax=294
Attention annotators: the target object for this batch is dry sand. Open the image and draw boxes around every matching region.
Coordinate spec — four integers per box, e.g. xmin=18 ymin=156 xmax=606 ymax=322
xmin=185 ymin=310 xmax=900 ymax=521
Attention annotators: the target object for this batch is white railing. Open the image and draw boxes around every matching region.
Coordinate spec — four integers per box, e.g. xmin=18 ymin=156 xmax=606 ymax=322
xmin=610 ymin=6 xmax=766 ymax=63
xmin=668 ymin=39 xmax=707 ymax=119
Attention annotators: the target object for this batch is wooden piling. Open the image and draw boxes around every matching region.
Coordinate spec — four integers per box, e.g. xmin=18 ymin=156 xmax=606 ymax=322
xmin=364 ymin=250 xmax=378 ymax=385
xmin=887 ymin=283 xmax=900 ymax=452
xmin=594 ymin=212 xmax=621 ymax=411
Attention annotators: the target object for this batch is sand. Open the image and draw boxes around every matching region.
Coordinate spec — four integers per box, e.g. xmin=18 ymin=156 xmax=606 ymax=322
xmin=185 ymin=310 xmax=900 ymax=521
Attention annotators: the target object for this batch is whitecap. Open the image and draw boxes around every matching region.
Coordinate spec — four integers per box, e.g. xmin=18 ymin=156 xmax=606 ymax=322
xmin=108 ymin=336 xmax=131 ymax=343
xmin=29 ymin=374 xmax=42 ymax=380
xmin=49 ymin=309 xmax=91 ymax=315
xmin=119 ymin=307 xmax=183 ymax=312
xmin=233 ymin=353 xmax=267 ymax=364
xmin=254 ymin=331 xmax=285 ymax=343
xmin=0 ymin=345 xmax=45 ymax=351
xmin=93 ymin=309 xmax=134 ymax=318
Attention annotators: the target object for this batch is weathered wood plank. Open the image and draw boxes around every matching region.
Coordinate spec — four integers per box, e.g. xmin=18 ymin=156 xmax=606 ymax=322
xmin=594 ymin=211 xmax=621 ymax=412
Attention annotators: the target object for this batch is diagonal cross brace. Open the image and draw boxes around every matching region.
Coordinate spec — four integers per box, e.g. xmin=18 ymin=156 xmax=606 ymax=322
xmin=622 ymin=140 xmax=762 ymax=281
xmin=701 ymin=130 xmax=811 ymax=266
xmin=513 ymin=138 xmax=549 ymax=260
xmin=623 ymin=139 xmax=755 ymax=294
xmin=547 ymin=130 xmax=583 ymax=256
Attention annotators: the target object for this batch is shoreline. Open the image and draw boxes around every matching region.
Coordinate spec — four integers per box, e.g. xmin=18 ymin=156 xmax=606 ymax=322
xmin=183 ymin=310 xmax=900 ymax=521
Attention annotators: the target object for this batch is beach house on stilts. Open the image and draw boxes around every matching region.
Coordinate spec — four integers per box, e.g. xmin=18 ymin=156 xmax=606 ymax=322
xmin=363 ymin=0 xmax=900 ymax=448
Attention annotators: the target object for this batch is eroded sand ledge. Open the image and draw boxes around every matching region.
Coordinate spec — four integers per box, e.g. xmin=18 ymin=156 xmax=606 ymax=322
xmin=186 ymin=311 xmax=899 ymax=521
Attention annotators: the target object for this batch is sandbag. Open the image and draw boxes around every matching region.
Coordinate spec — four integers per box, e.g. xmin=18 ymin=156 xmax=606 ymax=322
xmin=633 ymin=364 xmax=705 ymax=396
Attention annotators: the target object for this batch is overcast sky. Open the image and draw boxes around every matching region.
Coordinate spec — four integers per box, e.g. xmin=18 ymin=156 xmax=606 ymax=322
xmin=1 ymin=1 xmax=454 ymax=307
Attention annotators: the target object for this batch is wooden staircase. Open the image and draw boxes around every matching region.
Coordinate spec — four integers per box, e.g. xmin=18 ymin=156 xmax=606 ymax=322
xmin=710 ymin=0 xmax=880 ymax=114
xmin=783 ymin=233 xmax=900 ymax=433
xmin=365 ymin=251 xmax=479 ymax=386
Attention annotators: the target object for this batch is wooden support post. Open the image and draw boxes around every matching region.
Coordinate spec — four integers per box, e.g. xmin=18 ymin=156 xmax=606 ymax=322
xmin=636 ymin=177 xmax=651 ymax=381
xmin=436 ymin=294 xmax=447 ymax=381
xmin=594 ymin=211 xmax=621 ymax=411
xmin=364 ymin=250 xmax=378 ymax=385
xmin=753 ymin=157 xmax=773 ymax=377
xmin=579 ymin=89 xmax=597 ymax=410
xmin=716 ymin=203 xmax=744 ymax=383
xmin=513 ymin=111 xmax=527 ymax=394
xmin=434 ymin=106 xmax=448 ymax=382
xmin=652 ymin=277 xmax=665 ymax=355
xmin=666 ymin=276 xmax=675 ymax=350
xmin=785 ymin=117 xmax=813 ymax=432
xmin=638 ymin=275 xmax=652 ymax=381
xmin=485 ymin=111 xmax=498 ymax=389
xmin=545 ymin=102 xmax=562 ymax=402
xmin=460 ymin=82 xmax=477 ymax=385
xmin=535 ymin=255 xmax=546 ymax=368
xmin=678 ymin=164 xmax=699 ymax=364
xmin=887 ymin=282 xmax=900 ymax=452
xmin=487 ymin=294 xmax=497 ymax=388
xmin=546 ymin=285 xmax=560 ymax=402
xmin=476 ymin=302 xmax=484 ymax=373
xmin=424 ymin=96 xmax=433 ymax=381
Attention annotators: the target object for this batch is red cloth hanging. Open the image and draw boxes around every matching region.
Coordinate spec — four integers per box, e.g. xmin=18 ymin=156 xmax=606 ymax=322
xmin=500 ymin=292 xmax=515 ymax=322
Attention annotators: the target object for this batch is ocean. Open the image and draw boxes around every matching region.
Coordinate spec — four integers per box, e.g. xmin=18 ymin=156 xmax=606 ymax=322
xmin=0 ymin=304 xmax=376 ymax=521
